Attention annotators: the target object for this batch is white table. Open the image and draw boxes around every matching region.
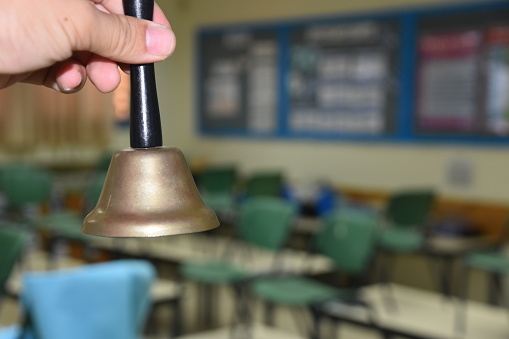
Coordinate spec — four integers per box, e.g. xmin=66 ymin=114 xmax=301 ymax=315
xmin=319 ymin=283 xmax=509 ymax=339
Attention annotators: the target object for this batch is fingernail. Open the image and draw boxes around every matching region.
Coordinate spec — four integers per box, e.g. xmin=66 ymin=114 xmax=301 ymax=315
xmin=146 ymin=23 xmax=175 ymax=57
xmin=58 ymin=65 xmax=85 ymax=93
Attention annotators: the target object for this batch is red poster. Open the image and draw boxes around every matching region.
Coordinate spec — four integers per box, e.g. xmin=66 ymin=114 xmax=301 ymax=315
xmin=416 ymin=31 xmax=481 ymax=133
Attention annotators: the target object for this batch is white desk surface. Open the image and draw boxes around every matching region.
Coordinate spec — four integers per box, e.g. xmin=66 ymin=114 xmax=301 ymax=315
xmin=89 ymin=234 xmax=334 ymax=275
xmin=170 ymin=283 xmax=509 ymax=339
xmin=174 ymin=324 xmax=305 ymax=339
xmin=359 ymin=284 xmax=509 ymax=339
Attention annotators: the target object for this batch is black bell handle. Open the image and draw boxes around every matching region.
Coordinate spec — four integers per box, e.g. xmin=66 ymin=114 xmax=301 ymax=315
xmin=123 ymin=0 xmax=163 ymax=149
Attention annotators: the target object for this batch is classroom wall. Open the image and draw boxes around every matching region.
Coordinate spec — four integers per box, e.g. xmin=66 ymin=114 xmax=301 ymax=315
xmin=152 ymin=0 xmax=509 ymax=204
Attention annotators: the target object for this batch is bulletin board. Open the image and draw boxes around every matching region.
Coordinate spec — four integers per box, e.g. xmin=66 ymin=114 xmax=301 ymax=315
xmin=415 ymin=5 xmax=509 ymax=140
xmin=196 ymin=1 xmax=509 ymax=144
xmin=288 ymin=20 xmax=400 ymax=137
xmin=198 ymin=29 xmax=279 ymax=136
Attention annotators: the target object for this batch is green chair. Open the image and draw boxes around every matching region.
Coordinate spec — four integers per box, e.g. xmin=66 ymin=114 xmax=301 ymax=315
xmin=376 ymin=189 xmax=435 ymax=308
xmin=196 ymin=166 xmax=237 ymax=219
xmin=455 ymin=219 xmax=509 ymax=335
xmin=0 ymin=163 xmax=52 ymax=222
xmin=197 ymin=166 xmax=237 ymax=194
xmin=0 ymin=227 xmax=29 ymax=310
xmin=250 ymin=208 xmax=378 ymax=338
xmin=83 ymin=171 xmax=108 ymax=214
xmin=378 ymin=189 xmax=436 ymax=252
xmin=244 ymin=172 xmax=283 ymax=198
xmin=36 ymin=172 xmax=107 ymax=266
xmin=96 ymin=152 xmax=113 ymax=172
xmin=179 ymin=197 xmax=296 ymax=329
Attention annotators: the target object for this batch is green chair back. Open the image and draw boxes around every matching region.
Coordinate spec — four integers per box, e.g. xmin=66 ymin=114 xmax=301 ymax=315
xmin=315 ymin=209 xmax=377 ymax=275
xmin=0 ymin=163 xmax=52 ymax=207
xmin=197 ymin=166 xmax=237 ymax=194
xmin=0 ymin=227 xmax=29 ymax=289
xmin=386 ymin=190 xmax=435 ymax=228
xmin=84 ymin=171 xmax=107 ymax=212
xmin=237 ymin=197 xmax=295 ymax=251
xmin=96 ymin=153 xmax=113 ymax=172
xmin=245 ymin=172 xmax=282 ymax=198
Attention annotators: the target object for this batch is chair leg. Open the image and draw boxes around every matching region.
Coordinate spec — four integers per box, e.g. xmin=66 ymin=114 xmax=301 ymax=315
xmin=230 ymin=283 xmax=253 ymax=339
xmin=288 ymin=307 xmax=315 ymax=339
xmin=264 ymin=301 xmax=275 ymax=326
xmin=438 ymin=256 xmax=449 ymax=300
xmin=329 ymin=320 xmax=340 ymax=339
xmin=380 ymin=330 xmax=393 ymax=339
xmin=144 ymin=304 xmax=159 ymax=336
xmin=200 ymin=284 xmax=215 ymax=329
xmin=290 ymin=308 xmax=305 ymax=337
xmin=454 ymin=264 xmax=470 ymax=336
xmin=378 ymin=251 xmax=398 ymax=312
xmin=196 ymin=283 xmax=207 ymax=330
xmin=46 ymin=237 xmax=58 ymax=270
xmin=489 ymin=272 xmax=503 ymax=307
xmin=309 ymin=305 xmax=322 ymax=339
xmin=0 ymin=294 xmax=4 ymax=320
xmin=171 ymin=298 xmax=182 ymax=338
xmin=424 ymin=252 xmax=441 ymax=293
xmin=435 ymin=254 xmax=455 ymax=302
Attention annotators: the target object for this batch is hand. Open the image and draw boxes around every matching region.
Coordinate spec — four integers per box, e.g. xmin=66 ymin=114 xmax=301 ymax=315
xmin=0 ymin=0 xmax=176 ymax=93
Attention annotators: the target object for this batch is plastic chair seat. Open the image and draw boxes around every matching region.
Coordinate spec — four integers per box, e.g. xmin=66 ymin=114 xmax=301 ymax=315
xmin=0 ymin=326 xmax=28 ymax=339
xmin=466 ymin=252 xmax=509 ymax=273
xmin=23 ymin=260 xmax=153 ymax=339
xmin=252 ymin=276 xmax=338 ymax=306
xmin=201 ymin=192 xmax=235 ymax=213
xmin=378 ymin=228 xmax=423 ymax=252
xmin=180 ymin=260 xmax=247 ymax=284
xmin=37 ymin=212 xmax=89 ymax=241
xmin=0 ymin=227 xmax=29 ymax=292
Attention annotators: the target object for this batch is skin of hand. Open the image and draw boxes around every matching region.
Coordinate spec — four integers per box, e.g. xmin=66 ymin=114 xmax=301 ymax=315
xmin=0 ymin=0 xmax=176 ymax=93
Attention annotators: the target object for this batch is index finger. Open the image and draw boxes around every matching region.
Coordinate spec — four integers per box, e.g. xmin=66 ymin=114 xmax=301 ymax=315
xmin=90 ymin=0 xmax=171 ymax=27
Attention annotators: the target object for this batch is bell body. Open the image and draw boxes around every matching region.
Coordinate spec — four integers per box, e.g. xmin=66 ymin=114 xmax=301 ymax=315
xmin=82 ymin=147 xmax=219 ymax=237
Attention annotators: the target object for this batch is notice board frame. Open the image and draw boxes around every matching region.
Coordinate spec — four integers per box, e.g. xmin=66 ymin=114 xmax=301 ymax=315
xmin=195 ymin=0 xmax=509 ymax=145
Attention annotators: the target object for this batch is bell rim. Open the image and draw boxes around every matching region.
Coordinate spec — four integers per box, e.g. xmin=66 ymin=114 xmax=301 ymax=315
xmin=82 ymin=208 xmax=220 ymax=238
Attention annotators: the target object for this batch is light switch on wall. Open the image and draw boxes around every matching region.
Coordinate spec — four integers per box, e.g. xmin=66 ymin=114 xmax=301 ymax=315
xmin=446 ymin=157 xmax=474 ymax=188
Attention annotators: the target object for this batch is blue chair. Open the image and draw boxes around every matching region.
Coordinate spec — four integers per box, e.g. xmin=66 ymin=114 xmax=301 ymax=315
xmin=0 ymin=260 xmax=155 ymax=339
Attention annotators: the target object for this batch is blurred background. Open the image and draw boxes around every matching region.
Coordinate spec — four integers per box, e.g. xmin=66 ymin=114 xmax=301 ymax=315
xmin=1 ymin=0 xmax=509 ymax=338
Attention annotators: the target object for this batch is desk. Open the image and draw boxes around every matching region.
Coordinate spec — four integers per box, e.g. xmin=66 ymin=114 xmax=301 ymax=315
xmin=174 ymin=324 xmax=305 ymax=339
xmin=318 ymin=284 xmax=509 ymax=339
xmin=424 ymin=235 xmax=492 ymax=299
xmin=88 ymin=234 xmax=334 ymax=276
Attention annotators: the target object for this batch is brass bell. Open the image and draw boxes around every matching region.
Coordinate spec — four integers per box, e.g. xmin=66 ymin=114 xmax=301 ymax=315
xmin=82 ymin=147 xmax=218 ymax=237
xmin=82 ymin=0 xmax=219 ymax=237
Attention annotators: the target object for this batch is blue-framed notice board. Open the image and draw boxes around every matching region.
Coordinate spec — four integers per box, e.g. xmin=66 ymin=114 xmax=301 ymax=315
xmin=196 ymin=1 xmax=509 ymax=144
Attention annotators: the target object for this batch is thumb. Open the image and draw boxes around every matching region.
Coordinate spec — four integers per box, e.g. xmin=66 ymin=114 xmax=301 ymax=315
xmin=77 ymin=10 xmax=176 ymax=64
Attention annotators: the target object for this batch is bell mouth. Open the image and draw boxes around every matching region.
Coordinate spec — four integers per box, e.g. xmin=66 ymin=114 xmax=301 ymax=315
xmin=82 ymin=147 xmax=219 ymax=238
xmin=83 ymin=205 xmax=218 ymax=238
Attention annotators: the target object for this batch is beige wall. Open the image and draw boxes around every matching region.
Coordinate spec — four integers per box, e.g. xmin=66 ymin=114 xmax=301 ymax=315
xmin=151 ymin=0 xmax=509 ymax=203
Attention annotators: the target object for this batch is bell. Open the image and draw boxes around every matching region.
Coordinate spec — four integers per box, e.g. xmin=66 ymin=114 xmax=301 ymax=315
xmin=82 ymin=147 xmax=218 ymax=237
xmin=82 ymin=0 xmax=219 ymax=237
